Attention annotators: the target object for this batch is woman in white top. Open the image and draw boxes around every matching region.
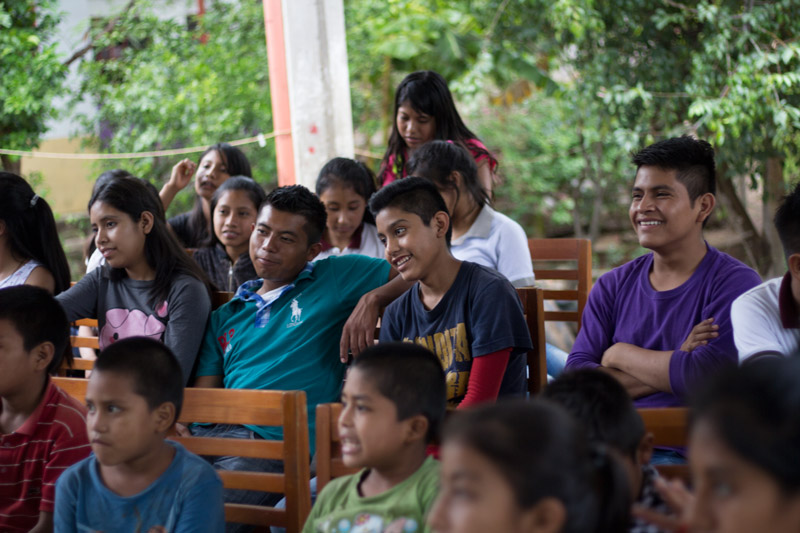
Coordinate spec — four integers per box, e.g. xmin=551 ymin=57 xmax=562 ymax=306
xmin=408 ymin=141 xmax=568 ymax=377
xmin=0 ymin=172 xmax=71 ymax=294
xmin=314 ymin=157 xmax=383 ymax=262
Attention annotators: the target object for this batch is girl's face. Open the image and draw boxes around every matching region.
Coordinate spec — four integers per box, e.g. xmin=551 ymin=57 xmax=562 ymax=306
xmin=319 ymin=184 xmax=367 ymax=245
xmin=213 ymin=189 xmax=259 ymax=258
xmin=396 ymin=101 xmax=436 ymax=154
xmin=688 ymin=420 xmax=800 ymax=533
xmin=429 ymin=441 xmax=546 ymax=533
xmin=90 ymin=201 xmax=153 ymax=279
xmin=194 ymin=150 xmax=231 ymax=201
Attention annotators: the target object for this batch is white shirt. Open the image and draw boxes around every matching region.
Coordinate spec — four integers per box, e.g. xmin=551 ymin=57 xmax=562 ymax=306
xmin=450 ymin=205 xmax=535 ymax=287
xmin=732 ymin=275 xmax=800 ymax=362
xmin=313 ymin=222 xmax=384 ymax=262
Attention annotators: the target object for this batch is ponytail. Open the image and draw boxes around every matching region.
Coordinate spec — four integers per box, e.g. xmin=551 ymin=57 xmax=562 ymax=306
xmin=0 ymin=172 xmax=71 ymax=294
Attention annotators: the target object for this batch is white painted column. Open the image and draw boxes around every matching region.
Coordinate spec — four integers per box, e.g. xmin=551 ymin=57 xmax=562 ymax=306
xmin=278 ymin=0 xmax=354 ymax=189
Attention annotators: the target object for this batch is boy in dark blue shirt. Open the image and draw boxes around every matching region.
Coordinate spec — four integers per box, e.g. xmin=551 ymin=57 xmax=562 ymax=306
xmin=372 ymin=177 xmax=532 ymax=407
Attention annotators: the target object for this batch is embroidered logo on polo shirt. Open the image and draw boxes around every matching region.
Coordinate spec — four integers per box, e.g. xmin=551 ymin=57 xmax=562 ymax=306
xmin=288 ymin=298 xmax=304 ymax=327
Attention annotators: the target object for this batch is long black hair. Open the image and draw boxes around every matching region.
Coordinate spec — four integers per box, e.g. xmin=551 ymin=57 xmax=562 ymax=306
xmin=0 ymin=172 xmax=71 ymax=294
xmin=185 ymin=143 xmax=252 ymax=246
xmin=315 ymin=157 xmax=377 ymax=225
xmin=380 ymin=70 xmax=495 ymax=183
xmin=204 ymin=176 xmax=266 ymax=249
xmin=442 ymin=399 xmax=630 ymax=533
xmin=89 ymin=176 xmax=210 ymax=306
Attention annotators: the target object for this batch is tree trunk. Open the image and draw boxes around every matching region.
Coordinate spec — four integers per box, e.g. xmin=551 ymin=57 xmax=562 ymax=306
xmin=0 ymin=154 xmax=21 ymax=174
xmin=715 ymin=165 xmax=769 ymax=275
xmin=762 ymin=156 xmax=786 ymax=278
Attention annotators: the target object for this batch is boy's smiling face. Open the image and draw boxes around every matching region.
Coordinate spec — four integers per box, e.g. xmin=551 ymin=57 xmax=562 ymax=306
xmin=375 ymin=206 xmax=449 ymax=283
xmin=338 ymin=367 xmax=420 ymax=470
xmin=85 ymin=370 xmax=172 ymax=469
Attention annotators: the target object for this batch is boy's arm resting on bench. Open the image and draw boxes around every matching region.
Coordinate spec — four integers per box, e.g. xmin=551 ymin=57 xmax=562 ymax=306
xmin=339 ymin=270 xmax=412 ymax=361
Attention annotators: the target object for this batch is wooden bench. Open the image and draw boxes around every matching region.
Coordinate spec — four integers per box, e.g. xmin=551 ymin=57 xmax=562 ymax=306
xmin=638 ymin=407 xmax=691 ymax=483
xmin=516 ymin=287 xmax=547 ymax=394
xmin=52 ymin=378 xmax=312 ymax=532
xmin=315 ymin=403 xmax=358 ymax=494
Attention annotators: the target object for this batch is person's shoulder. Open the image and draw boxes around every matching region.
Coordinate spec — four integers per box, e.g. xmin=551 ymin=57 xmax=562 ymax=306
xmin=733 ymin=276 xmax=782 ymax=310
xmin=172 ymin=442 xmax=221 ymax=486
xmin=168 ymin=212 xmax=190 ymax=225
xmin=58 ymin=454 xmax=94 ymax=487
xmin=315 ymin=470 xmax=360 ymax=507
xmin=708 ymin=247 xmax=759 ymax=276
xmin=596 ymin=253 xmax=652 ymax=285
xmin=464 ymin=261 xmax=514 ymax=286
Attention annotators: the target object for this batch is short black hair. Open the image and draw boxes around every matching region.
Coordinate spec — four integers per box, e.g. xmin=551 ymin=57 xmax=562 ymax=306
xmin=774 ymin=181 xmax=800 ymax=258
xmin=691 ymin=357 xmax=800 ymax=494
xmin=0 ymin=286 xmax=71 ymax=375
xmin=543 ymin=369 xmax=645 ymax=459
xmin=263 ymin=185 xmax=327 ymax=245
xmin=94 ymin=337 xmax=184 ymax=424
xmin=350 ymin=342 xmax=446 ymax=443
xmin=368 ymin=177 xmax=452 ymax=245
xmin=407 ymin=140 xmax=490 ymax=209
xmin=632 ymin=136 xmax=716 ymax=203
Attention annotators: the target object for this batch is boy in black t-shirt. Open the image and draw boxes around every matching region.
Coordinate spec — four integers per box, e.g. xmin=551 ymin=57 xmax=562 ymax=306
xmin=370 ymin=177 xmax=532 ymax=408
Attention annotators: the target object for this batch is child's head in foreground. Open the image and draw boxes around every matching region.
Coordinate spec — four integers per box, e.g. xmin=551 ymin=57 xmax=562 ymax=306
xmin=0 ymin=285 xmax=71 ymax=385
xmin=86 ymin=337 xmax=183 ymax=467
xmin=685 ymin=357 xmax=800 ymax=533
xmin=368 ymin=177 xmax=452 ymax=278
xmin=429 ymin=399 xmax=630 ymax=533
xmin=340 ymin=342 xmax=446 ymax=470
xmin=543 ymin=369 xmax=651 ymax=499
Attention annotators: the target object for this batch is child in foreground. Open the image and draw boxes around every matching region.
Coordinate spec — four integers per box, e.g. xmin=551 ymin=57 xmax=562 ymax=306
xmin=429 ymin=399 xmax=630 ymax=533
xmin=544 ymin=369 xmax=670 ymax=533
xmin=55 ymin=337 xmax=224 ymax=532
xmin=0 ymin=286 xmax=90 ymax=533
xmin=303 ymin=342 xmax=445 ymax=533
xmin=372 ymin=177 xmax=532 ymax=407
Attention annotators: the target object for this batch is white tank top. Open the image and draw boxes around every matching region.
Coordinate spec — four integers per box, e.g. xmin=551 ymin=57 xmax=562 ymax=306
xmin=0 ymin=260 xmax=44 ymax=289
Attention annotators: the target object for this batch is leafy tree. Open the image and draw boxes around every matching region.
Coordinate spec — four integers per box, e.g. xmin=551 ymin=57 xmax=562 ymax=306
xmin=0 ymin=0 xmax=67 ymax=173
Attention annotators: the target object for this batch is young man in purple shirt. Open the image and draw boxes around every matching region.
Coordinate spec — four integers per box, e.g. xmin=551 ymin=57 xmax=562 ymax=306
xmin=567 ymin=136 xmax=761 ymax=417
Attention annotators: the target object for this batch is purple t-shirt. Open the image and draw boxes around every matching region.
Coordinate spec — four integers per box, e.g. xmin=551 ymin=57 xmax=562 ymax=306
xmin=566 ymin=244 xmax=761 ymax=407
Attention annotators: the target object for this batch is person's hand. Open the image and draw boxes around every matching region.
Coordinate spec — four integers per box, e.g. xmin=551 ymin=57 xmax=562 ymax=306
xmin=632 ymin=476 xmax=694 ymax=532
xmin=680 ymin=318 xmax=718 ymax=352
xmin=174 ymin=422 xmax=192 ymax=437
xmin=339 ymin=292 xmax=381 ymax=362
xmin=168 ymin=158 xmax=197 ymax=190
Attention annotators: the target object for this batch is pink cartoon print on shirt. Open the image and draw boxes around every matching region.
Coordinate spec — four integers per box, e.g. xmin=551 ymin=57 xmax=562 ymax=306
xmin=99 ymin=301 xmax=168 ymax=348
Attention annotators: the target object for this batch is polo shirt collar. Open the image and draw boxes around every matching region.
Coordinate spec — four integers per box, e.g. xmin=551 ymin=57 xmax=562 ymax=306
xmin=451 ymin=205 xmax=492 ymax=246
xmin=14 ymin=380 xmax=55 ymax=436
xmin=233 ymin=262 xmax=315 ymax=328
xmin=779 ymin=271 xmax=800 ymax=329
xmin=320 ymin=223 xmax=365 ymax=252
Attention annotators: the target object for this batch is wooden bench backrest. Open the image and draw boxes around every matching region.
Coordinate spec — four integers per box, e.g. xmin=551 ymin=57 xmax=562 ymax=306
xmin=527 ymin=238 xmax=592 ymax=331
xmin=516 ymin=287 xmax=547 ymax=394
xmin=315 ymin=403 xmax=359 ymax=494
xmin=638 ymin=407 xmax=691 ymax=484
xmin=51 ymin=378 xmax=312 ymax=532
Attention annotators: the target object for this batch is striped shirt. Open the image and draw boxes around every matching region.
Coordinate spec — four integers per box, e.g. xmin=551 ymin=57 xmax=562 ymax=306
xmin=0 ymin=380 xmax=90 ymax=532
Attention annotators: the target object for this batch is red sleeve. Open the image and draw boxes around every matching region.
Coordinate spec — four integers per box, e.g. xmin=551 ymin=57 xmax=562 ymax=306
xmin=458 ymin=348 xmax=511 ymax=409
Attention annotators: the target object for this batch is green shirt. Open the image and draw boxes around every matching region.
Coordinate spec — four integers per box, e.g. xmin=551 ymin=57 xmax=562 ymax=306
xmin=303 ymin=457 xmax=439 ymax=533
xmin=195 ymin=255 xmax=391 ymax=451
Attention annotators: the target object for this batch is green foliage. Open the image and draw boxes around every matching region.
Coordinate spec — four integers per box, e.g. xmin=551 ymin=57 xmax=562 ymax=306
xmin=0 ymin=0 xmax=67 ymax=155
xmin=73 ymin=0 xmax=276 ymax=216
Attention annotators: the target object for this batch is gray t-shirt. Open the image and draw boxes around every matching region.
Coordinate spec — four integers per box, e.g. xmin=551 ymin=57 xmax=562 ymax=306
xmin=57 ymin=266 xmax=211 ymax=383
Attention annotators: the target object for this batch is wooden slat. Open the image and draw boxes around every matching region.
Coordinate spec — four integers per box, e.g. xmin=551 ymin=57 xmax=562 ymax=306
xmin=639 ymin=407 xmax=688 ymax=448
xmin=52 ymin=377 xmax=88 ymax=401
xmin=532 ymin=269 xmax=579 ymax=280
xmin=529 ymin=237 xmax=581 ymax=259
xmin=179 ymin=388 xmax=284 ymax=426
xmin=70 ymin=336 xmax=100 ymax=350
xmin=172 ymin=436 xmax=284 ymax=460
xmin=541 ymin=289 xmax=579 ymax=301
xmin=516 ymin=287 xmax=547 ymax=394
xmin=225 ymin=504 xmax=287 ymax=528
xmin=542 ymin=310 xmax=580 ymax=322
xmin=217 ymin=471 xmax=286 ymax=493
xmin=73 ymin=318 xmax=99 ymax=328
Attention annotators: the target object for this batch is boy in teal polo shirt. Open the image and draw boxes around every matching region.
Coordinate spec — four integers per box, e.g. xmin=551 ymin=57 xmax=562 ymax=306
xmin=189 ymin=185 xmax=397 ymax=523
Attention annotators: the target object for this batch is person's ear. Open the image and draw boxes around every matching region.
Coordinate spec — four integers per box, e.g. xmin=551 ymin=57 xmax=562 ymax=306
xmin=404 ymin=414 xmax=429 ymax=444
xmin=152 ymin=402 xmax=177 ymax=433
xmin=432 ymin=211 xmax=450 ymax=238
xmin=306 ymin=241 xmax=322 ymax=262
xmin=140 ymin=211 xmax=155 ymax=235
xmin=637 ymin=432 xmax=655 ymax=466
xmin=31 ymin=341 xmax=55 ymax=372
xmin=448 ymin=170 xmax=462 ymax=189
xmin=524 ymin=497 xmax=566 ymax=533
xmin=696 ymin=193 xmax=716 ymax=224
xmin=788 ymin=253 xmax=800 ymax=280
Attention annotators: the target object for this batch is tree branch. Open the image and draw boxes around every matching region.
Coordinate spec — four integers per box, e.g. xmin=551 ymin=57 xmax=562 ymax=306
xmin=62 ymin=0 xmax=138 ymax=67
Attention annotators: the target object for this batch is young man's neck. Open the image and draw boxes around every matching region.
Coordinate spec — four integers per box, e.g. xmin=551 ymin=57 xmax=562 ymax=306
xmin=358 ymin=446 xmax=428 ymax=498
xmin=99 ymin=439 xmax=175 ymax=497
xmin=649 ymin=236 xmax=708 ymax=291
xmin=0 ymin=376 xmax=47 ymax=434
xmin=418 ymin=253 xmax=462 ymax=310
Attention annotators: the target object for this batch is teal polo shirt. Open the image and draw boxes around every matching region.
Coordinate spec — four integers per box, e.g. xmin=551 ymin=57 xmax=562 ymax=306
xmin=196 ymin=255 xmax=391 ymax=452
